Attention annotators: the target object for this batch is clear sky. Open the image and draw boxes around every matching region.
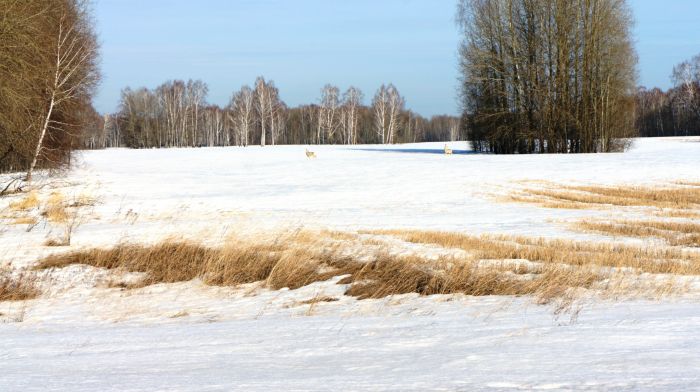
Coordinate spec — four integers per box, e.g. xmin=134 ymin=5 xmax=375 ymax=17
xmin=93 ymin=0 xmax=700 ymax=117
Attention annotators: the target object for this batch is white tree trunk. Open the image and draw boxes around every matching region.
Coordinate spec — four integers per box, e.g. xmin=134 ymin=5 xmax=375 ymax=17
xmin=26 ymin=96 xmax=55 ymax=182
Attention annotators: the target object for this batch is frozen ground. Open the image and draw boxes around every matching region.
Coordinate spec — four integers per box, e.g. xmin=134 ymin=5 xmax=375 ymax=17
xmin=1 ymin=137 xmax=700 ymax=391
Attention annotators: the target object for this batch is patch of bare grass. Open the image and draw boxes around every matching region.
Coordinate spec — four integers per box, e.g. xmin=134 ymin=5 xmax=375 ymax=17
xmin=11 ymin=216 xmax=38 ymax=225
xmin=372 ymin=230 xmax=700 ymax=276
xmin=576 ymin=219 xmax=700 ymax=247
xmin=36 ymin=229 xmax=684 ymax=305
xmin=504 ymin=194 xmax=597 ymax=210
xmin=9 ymin=191 xmax=40 ymax=211
xmin=42 ymin=192 xmax=68 ymax=223
xmin=36 ymin=238 xmax=339 ymax=290
xmin=41 ymin=192 xmax=87 ymax=246
xmin=44 ymin=238 xmax=70 ymax=247
xmin=510 ymin=183 xmax=700 ymax=210
xmin=653 ymin=209 xmax=700 ymax=219
xmin=34 ymin=232 xmax=587 ymax=302
xmin=0 ymin=271 xmax=39 ymax=302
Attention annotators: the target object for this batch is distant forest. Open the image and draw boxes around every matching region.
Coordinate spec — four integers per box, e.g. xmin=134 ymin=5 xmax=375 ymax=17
xmin=635 ymin=54 xmax=700 ymax=137
xmin=81 ymin=80 xmax=464 ymax=149
xmin=81 ymin=49 xmax=700 ymax=151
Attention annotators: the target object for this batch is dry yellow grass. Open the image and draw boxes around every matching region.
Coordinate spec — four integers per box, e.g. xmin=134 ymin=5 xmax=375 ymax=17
xmin=44 ymin=238 xmax=70 ymax=247
xmin=509 ymin=184 xmax=700 ymax=210
xmin=9 ymin=191 xmax=40 ymax=211
xmin=35 ymin=238 xmax=598 ymax=304
xmin=653 ymin=210 xmax=700 ymax=219
xmin=35 ymin=229 xmax=699 ymax=304
xmin=372 ymin=230 xmax=700 ymax=276
xmin=11 ymin=216 xmax=38 ymax=225
xmin=0 ymin=271 xmax=39 ymax=302
xmin=576 ymin=219 xmax=700 ymax=247
xmin=42 ymin=192 xmax=69 ymax=222
xmin=505 ymin=194 xmax=597 ymax=210
xmin=37 ymin=239 xmax=337 ymax=290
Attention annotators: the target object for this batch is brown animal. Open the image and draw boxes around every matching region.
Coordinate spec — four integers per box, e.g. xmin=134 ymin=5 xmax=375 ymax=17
xmin=444 ymin=144 xmax=453 ymax=155
xmin=305 ymin=149 xmax=317 ymax=159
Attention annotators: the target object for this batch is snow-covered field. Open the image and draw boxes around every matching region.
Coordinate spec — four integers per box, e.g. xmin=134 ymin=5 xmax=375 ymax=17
xmin=2 ymin=137 xmax=700 ymax=391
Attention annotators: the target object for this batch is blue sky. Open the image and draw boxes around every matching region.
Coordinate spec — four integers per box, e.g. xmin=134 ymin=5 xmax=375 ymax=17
xmin=93 ymin=0 xmax=700 ymax=117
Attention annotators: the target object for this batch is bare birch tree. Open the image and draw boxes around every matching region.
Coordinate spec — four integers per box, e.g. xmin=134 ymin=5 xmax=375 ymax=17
xmin=373 ymin=84 xmax=390 ymax=143
xmin=386 ymin=84 xmax=405 ymax=144
xmin=254 ymin=76 xmax=271 ymax=147
xmin=186 ymin=79 xmax=208 ymax=146
xmin=342 ymin=87 xmax=363 ymax=144
xmin=267 ymin=82 xmax=282 ymax=145
xmin=317 ymin=85 xmax=341 ymax=144
xmin=26 ymin=0 xmax=99 ymax=181
xmin=229 ymin=85 xmax=254 ymax=146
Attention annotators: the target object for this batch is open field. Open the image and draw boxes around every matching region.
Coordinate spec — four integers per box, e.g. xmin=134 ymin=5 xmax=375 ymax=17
xmin=2 ymin=137 xmax=700 ymax=391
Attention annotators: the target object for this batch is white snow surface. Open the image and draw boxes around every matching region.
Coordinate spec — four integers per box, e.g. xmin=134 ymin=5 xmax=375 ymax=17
xmin=2 ymin=137 xmax=700 ymax=391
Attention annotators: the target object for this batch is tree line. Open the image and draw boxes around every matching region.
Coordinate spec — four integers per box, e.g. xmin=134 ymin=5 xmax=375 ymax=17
xmin=635 ymin=54 xmax=700 ymax=137
xmin=82 ymin=79 xmax=463 ymax=149
xmin=3 ymin=0 xmax=697 ymax=180
xmin=458 ymin=0 xmax=637 ymax=154
xmin=0 ymin=0 xmax=99 ymax=178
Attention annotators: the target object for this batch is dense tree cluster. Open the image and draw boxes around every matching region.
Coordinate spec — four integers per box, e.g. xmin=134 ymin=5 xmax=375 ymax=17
xmin=0 ymin=0 xmax=99 ymax=177
xmin=635 ymin=54 xmax=700 ymax=137
xmin=458 ymin=0 xmax=637 ymax=154
xmin=85 ymin=80 xmax=462 ymax=149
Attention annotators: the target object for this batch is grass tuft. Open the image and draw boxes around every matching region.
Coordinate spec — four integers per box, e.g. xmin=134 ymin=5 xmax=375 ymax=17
xmin=9 ymin=191 xmax=40 ymax=211
xmin=42 ymin=192 xmax=69 ymax=222
xmin=0 ymin=271 xmax=39 ymax=302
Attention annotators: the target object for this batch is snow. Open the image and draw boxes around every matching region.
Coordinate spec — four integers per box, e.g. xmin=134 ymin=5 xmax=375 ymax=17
xmin=64 ymin=137 xmax=700 ymax=238
xmin=1 ymin=137 xmax=700 ymax=391
xmin=2 ymin=297 xmax=700 ymax=391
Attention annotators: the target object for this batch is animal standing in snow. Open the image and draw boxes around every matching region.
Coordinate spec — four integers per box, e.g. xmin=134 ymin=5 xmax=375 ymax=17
xmin=305 ymin=149 xmax=317 ymax=159
xmin=444 ymin=144 xmax=453 ymax=155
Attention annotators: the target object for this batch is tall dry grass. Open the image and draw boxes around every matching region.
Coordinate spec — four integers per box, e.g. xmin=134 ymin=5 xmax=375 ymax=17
xmin=0 ymin=271 xmax=39 ymax=302
xmin=34 ymin=233 xmax=600 ymax=303
xmin=35 ymin=229 xmax=698 ymax=304
xmin=42 ymin=192 xmax=69 ymax=222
